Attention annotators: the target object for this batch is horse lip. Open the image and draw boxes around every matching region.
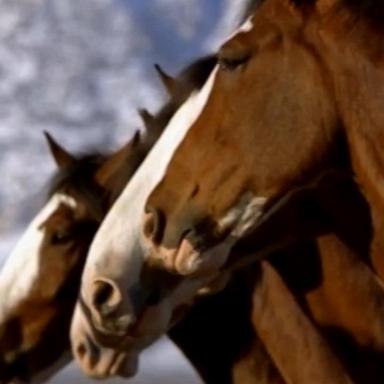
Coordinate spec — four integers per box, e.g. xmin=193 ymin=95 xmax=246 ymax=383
xmin=174 ymin=236 xmax=202 ymax=275
xmin=79 ymin=330 xmax=138 ymax=379
xmin=93 ymin=316 xmax=131 ymax=337
xmin=116 ymin=306 xmax=164 ymax=353
xmin=90 ymin=320 xmax=141 ymax=350
xmin=120 ymin=309 xmax=151 ymax=346
xmin=174 ymin=223 xmax=228 ymax=276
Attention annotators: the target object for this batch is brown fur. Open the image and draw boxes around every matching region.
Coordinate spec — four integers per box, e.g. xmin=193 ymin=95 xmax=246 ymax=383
xmin=139 ymin=0 xmax=384 ymax=382
xmin=253 ymin=261 xmax=352 ymax=383
xmin=0 ymin=56 xmax=279 ymax=384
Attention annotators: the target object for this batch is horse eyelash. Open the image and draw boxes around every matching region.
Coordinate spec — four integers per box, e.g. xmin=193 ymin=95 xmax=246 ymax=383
xmin=218 ymin=56 xmax=250 ymax=72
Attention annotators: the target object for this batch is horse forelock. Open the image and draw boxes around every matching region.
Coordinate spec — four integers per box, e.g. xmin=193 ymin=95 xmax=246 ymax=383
xmin=48 ymin=153 xmax=108 ymax=222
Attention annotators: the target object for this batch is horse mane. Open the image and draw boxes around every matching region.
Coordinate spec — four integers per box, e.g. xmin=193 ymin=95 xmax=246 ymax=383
xmin=48 ymin=154 xmax=107 ymax=221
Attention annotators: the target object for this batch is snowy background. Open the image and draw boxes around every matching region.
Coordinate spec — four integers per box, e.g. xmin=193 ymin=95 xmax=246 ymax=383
xmin=0 ymin=0 xmax=249 ymax=383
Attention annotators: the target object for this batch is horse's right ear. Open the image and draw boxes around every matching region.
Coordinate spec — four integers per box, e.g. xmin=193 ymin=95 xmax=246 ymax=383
xmin=44 ymin=131 xmax=76 ymax=169
xmin=154 ymin=64 xmax=177 ymax=95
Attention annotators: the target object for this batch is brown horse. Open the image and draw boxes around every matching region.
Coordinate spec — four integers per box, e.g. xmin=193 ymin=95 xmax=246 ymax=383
xmin=74 ymin=155 xmax=384 ymax=383
xmin=0 ymin=53 xmax=342 ymax=384
xmin=72 ymin=0 xmax=384 ymax=382
xmin=0 ymin=57 xmax=188 ymax=381
xmin=0 ymin=56 xmax=286 ymax=384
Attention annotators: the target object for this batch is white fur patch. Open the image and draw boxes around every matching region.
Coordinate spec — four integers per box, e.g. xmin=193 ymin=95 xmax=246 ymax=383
xmin=226 ymin=16 xmax=254 ymax=41
xmin=81 ymin=67 xmax=219 ymax=293
xmin=239 ymin=17 xmax=254 ymax=34
xmin=0 ymin=193 xmax=77 ymax=318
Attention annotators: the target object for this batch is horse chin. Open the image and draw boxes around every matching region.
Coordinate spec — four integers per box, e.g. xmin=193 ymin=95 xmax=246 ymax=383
xmin=86 ymin=352 xmax=139 ymax=380
xmin=104 ymin=353 xmax=139 ymax=379
xmin=72 ymin=304 xmax=154 ymax=379
xmin=73 ymin=327 xmax=140 ymax=379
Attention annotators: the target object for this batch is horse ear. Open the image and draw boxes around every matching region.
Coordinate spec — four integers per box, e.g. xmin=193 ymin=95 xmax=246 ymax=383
xmin=154 ymin=64 xmax=177 ymax=95
xmin=138 ymin=108 xmax=155 ymax=130
xmin=95 ymin=130 xmax=141 ymax=188
xmin=44 ymin=131 xmax=75 ymax=169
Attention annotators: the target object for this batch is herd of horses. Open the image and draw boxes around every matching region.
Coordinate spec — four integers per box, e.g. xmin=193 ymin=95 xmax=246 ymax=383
xmin=1 ymin=0 xmax=384 ymax=383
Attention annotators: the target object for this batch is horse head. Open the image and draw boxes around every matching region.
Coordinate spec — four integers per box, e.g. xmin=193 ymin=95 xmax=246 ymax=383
xmin=74 ymin=0 xmax=354 ymax=368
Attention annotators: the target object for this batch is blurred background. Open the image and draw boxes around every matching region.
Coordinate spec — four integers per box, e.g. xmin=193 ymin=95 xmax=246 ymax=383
xmin=0 ymin=0 xmax=249 ymax=382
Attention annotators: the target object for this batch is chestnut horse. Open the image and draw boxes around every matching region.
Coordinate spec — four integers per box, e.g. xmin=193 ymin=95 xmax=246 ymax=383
xmin=0 ymin=56 xmax=287 ymax=383
xmin=0 ymin=57 xmax=180 ymax=381
xmin=73 ymin=0 xmax=384 ymax=382
xmin=0 ymin=55 xmax=349 ymax=384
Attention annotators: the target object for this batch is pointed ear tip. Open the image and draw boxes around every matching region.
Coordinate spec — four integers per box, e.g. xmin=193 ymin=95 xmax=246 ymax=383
xmin=154 ymin=63 xmax=165 ymax=73
xmin=43 ymin=131 xmax=56 ymax=147
xmin=132 ymin=130 xmax=141 ymax=144
xmin=137 ymin=108 xmax=146 ymax=120
xmin=154 ymin=63 xmax=170 ymax=77
xmin=43 ymin=132 xmax=75 ymax=168
xmin=138 ymin=108 xmax=153 ymax=119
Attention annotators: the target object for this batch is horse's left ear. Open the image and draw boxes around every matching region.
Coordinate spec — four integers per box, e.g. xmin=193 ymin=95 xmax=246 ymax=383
xmin=44 ymin=131 xmax=76 ymax=169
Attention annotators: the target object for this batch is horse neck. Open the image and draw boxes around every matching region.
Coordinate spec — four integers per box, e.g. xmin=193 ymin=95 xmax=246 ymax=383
xmin=309 ymin=8 xmax=384 ymax=277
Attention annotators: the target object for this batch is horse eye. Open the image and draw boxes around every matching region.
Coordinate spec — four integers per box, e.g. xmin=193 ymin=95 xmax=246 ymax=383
xmin=50 ymin=230 xmax=72 ymax=245
xmin=218 ymin=54 xmax=250 ymax=72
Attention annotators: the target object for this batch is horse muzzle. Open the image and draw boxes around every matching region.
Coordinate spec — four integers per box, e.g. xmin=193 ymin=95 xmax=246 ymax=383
xmin=70 ymin=304 xmax=140 ymax=379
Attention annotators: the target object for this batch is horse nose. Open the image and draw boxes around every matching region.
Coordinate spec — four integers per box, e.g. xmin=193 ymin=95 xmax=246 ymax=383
xmin=92 ymin=278 xmax=122 ymax=318
xmin=73 ymin=332 xmax=138 ymax=379
xmin=143 ymin=207 xmax=166 ymax=244
xmin=89 ymin=278 xmax=138 ymax=335
xmin=74 ymin=333 xmax=100 ymax=374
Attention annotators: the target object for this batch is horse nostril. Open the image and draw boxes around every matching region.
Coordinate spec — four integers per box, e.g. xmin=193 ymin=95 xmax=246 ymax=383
xmin=92 ymin=279 xmax=122 ymax=318
xmin=74 ymin=334 xmax=100 ymax=370
xmin=76 ymin=342 xmax=87 ymax=358
xmin=143 ymin=207 xmax=166 ymax=245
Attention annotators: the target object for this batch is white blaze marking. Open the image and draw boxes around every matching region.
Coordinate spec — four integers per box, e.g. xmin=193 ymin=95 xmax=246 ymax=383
xmin=79 ymin=11 xmax=257 ymax=314
xmin=239 ymin=17 xmax=254 ymax=33
xmin=80 ymin=9 xmax=256 ymax=289
xmin=226 ymin=15 xmax=254 ymax=41
xmin=0 ymin=193 xmax=77 ymax=318
xmin=82 ymin=67 xmax=219 ymax=291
